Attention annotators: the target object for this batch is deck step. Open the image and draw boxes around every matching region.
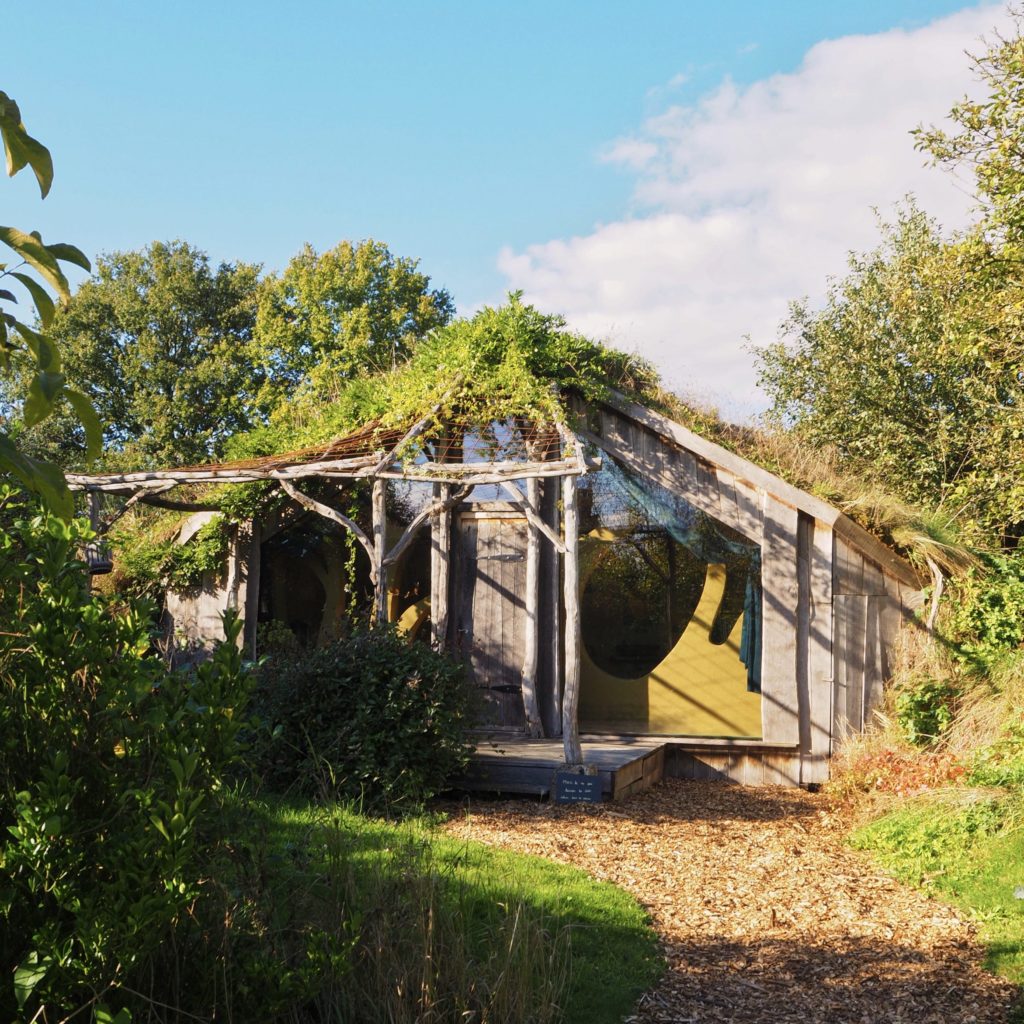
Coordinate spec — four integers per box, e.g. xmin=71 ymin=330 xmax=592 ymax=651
xmin=452 ymin=737 xmax=667 ymax=802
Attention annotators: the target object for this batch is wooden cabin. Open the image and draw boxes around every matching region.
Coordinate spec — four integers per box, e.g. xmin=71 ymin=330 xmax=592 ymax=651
xmin=70 ymin=390 xmax=922 ymax=789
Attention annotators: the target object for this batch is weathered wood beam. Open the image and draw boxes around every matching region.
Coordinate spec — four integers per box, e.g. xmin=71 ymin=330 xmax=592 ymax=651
xmin=501 ymin=479 xmax=566 ymax=553
xmin=372 ymin=478 xmax=387 ymax=624
xmin=277 ymin=479 xmax=376 ymax=564
xmin=382 ymin=485 xmax=473 ymax=569
xmin=373 ymin=462 xmax=585 ymax=486
xmin=371 ymin=408 xmax=436 ymax=475
xmin=561 ymin=473 xmax=583 ymax=765
xmin=431 ymin=482 xmax=452 ymax=650
xmin=139 ymin=495 xmax=221 ymax=513
xmin=224 ymin=524 xmax=240 ymax=613
xmin=521 ymin=476 xmax=543 ymax=737
xmin=66 ymin=454 xmax=381 ymax=490
xmin=70 ymin=456 xmax=587 ymax=492
xmin=376 ymin=456 xmax=582 ymax=477
xmin=97 ymin=482 xmax=177 ymax=533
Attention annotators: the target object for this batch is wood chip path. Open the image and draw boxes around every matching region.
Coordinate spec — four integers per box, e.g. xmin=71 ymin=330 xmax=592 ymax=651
xmin=442 ymin=779 xmax=1019 ymax=1023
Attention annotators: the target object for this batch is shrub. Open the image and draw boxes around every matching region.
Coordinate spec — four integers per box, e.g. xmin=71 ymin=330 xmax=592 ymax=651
xmin=947 ymin=552 xmax=1024 ymax=672
xmin=0 ymin=486 xmax=253 ymax=1021
xmin=252 ymin=625 xmax=472 ymax=809
xmin=850 ymin=791 xmax=1012 ymax=890
xmin=894 ymin=674 xmax=960 ymax=746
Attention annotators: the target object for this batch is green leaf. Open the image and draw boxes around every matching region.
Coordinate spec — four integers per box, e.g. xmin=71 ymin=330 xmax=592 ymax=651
xmin=24 ymin=370 xmax=65 ymax=426
xmin=149 ymin=812 xmax=171 ymax=842
xmin=47 ymin=241 xmax=91 ymax=273
xmin=0 ymin=288 xmax=15 ymax=303
xmin=95 ymin=1007 xmax=132 ymax=1024
xmin=64 ymin=388 xmax=103 ymax=461
xmin=13 ymin=321 xmax=61 ymax=372
xmin=0 ymin=432 xmax=72 ymax=519
xmin=0 ymin=91 xmax=54 ymax=197
xmin=0 ymin=226 xmax=70 ymax=301
xmin=13 ymin=951 xmax=52 ymax=1010
xmin=10 ymin=271 xmax=55 ymax=327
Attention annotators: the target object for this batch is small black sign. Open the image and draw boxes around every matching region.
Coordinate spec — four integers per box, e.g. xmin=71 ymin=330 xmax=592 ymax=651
xmin=554 ymin=772 xmax=603 ymax=804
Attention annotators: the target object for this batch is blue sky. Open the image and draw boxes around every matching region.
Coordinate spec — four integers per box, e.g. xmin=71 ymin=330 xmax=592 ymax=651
xmin=4 ymin=1 xmax=1004 ymax=414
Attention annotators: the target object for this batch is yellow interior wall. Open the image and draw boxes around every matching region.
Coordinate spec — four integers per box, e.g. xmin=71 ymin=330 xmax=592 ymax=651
xmin=579 ymin=558 xmax=763 ymax=738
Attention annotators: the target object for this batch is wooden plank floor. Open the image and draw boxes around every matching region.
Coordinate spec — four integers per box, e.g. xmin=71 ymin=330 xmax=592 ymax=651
xmin=453 ymin=736 xmax=666 ymax=801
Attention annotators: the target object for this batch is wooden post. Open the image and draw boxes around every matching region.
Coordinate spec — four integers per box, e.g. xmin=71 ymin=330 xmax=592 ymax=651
xmin=561 ymin=473 xmax=583 ymax=765
xmin=245 ymin=520 xmax=262 ymax=659
xmin=521 ymin=476 xmax=543 ymax=737
xmin=224 ymin=525 xmax=240 ymax=612
xmin=431 ymin=482 xmax=452 ymax=648
xmin=372 ymin=477 xmax=387 ymax=624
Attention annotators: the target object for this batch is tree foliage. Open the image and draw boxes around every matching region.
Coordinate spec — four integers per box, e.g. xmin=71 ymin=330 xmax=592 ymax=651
xmin=11 ymin=241 xmax=263 ymax=468
xmin=230 ymin=294 xmax=658 ymax=460
xmin=914 ymin=13 xmax=1024 ymax=249
xmin=0 ymin=90 xmax=98 ymax=515
xmin=757 ymin=206 xmax=1024 ymax=546
xmin=253 ymin=239 xmax=454 ymax=414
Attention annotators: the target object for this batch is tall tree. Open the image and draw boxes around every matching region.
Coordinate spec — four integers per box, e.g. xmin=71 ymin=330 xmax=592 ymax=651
xmin=17 ymin=241 xmax=263 ymax=468
xmin=757 ymin=207 xmax=1023 ymax=547
xmin=254 ymin=239 xmax=454 ymax=414
xmin=914 ymin=14 xmax=1024 ymax=250
xmin=760 ymin=15 xmax=1024 ymax=550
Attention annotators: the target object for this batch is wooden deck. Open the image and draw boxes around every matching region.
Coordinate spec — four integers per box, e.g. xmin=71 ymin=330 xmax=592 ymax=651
xmin=453 ymin=736 xmax=666 ymax=801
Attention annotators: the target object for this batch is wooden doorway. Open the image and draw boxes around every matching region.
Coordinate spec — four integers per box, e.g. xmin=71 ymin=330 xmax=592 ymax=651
xmin=452 ymin=507 xmax=529 ymax=731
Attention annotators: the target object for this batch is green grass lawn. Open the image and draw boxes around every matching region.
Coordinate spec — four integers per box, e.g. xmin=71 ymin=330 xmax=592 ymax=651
xmin=249 ymin=797 xmax=663 ymax=1024
xmin=851 ymin=793 xmax=1024 ymax=1008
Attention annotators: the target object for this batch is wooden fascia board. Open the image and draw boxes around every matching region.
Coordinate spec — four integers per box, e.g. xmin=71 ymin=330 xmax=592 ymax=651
xmin=831 ymin=515 xmax=924 ymax=590
xmin=599 ymin=390 xmax=922 ymax=590
xmin=600 ymin=391 xmax=842 ymax=525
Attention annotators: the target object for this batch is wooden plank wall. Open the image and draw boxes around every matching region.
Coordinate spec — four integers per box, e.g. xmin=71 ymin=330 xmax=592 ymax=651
xmin=453 ymin=510 xmax=529 ymax=730
xmin=831 ymin=537 xmax=919 ymax=742
xmin=666 ymin=745 xmax=803 ymax=787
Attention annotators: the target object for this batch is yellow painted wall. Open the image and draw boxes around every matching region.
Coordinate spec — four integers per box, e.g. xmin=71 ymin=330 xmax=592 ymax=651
xmin=579 ymin=560 xmax=763 ymax=737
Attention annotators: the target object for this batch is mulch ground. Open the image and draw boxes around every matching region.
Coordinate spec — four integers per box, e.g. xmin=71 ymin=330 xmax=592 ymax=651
xmin=441 ymin=779 xmax=1020 ymax=1024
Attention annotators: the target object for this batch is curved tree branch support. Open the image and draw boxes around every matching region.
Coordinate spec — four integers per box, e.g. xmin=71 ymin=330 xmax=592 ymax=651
xmin=925 ymin=555 xmax=945 ymax=635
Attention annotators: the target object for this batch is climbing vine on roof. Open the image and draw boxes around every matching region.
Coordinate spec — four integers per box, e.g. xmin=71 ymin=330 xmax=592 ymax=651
xmin=225 ymin=295 xmax=660 ymax=460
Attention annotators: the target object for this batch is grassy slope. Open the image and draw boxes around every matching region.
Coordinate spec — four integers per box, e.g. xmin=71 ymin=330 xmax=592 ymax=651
xmin=259 ymin=798 xmax=663 ymax=1024
xmin=840 ymin=647 xmax=1024 ymax=1012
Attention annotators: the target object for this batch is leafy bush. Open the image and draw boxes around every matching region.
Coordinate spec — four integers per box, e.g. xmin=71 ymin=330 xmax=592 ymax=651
xmin=894 ymin=675 xmax=960 ymax=746
xmin=0 ymin=486 xmax=253 ymax=1021
xmin=947 ymin=552 xmax=1024 ymax=672
xmin=252 ymin=626 xmax=473 ymax=809
xmin=850 ymin=792 xmax=1011 ymax=890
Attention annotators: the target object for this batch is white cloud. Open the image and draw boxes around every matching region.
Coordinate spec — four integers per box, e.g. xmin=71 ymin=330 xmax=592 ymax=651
xmin=499 ymin=4 xmax=1008 ymax=418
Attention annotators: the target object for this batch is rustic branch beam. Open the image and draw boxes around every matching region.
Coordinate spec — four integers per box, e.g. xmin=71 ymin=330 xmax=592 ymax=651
xmin=278 ymin=479 xmax=376 ymax=565
xmin=381 ymin=485 xmax=473 ymax=569
xmin=431 ymin=485 xmax=451 ymax=650
xmin=561 ymin=473 xmax=583 ymax=765
xmin=97 ymin=482 xmax=177 ymax=533
xmin=67 ymin=454 xmax=381 ymax=490
xmin=372 ymin=409 xmax=437 ymax=475
xmin=139 ymin=495 xmax=221 ymax=513
xmin=521 ymin=476 xmax=543 ymax=737
xmin=373 ymin=463 xmax=586 ymax=485
xmin=70 ymin=457 xmax=584 ymax=492
xmin=501 ymin=479 xmax=566 ymax=553
xmin=390 ymin=456 xmax=578 ymax=476
xmin=372 ymin=478 xmax=387 ymax=624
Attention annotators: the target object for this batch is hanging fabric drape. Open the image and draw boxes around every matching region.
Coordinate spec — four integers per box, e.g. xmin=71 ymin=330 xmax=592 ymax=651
xmin=600 ymin=458 xmax=763 ymax=693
